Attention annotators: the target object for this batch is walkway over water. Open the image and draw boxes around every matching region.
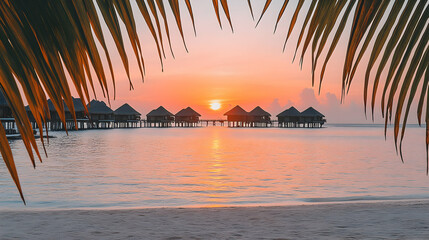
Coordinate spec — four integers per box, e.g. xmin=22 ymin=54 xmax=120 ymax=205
xmin=2 ymin=118 xmax=324 ymax=133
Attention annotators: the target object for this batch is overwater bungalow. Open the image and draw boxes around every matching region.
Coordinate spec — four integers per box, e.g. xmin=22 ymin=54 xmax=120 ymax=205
xmin=87 ymin=100 xmax=114 ymax=129
xmin=114 ymin=103 xmax=141 ymax=128
xmin=0 ymin=91 xmax=16 ymax=134
xmin=299 ymin=107 xmax=326 ymax=128
xmin=248 ymin=106 xmax=271 ymax=127
xmin=146 ymin=106 xmax=174 ymax=127
xmin=29 ymin=98 xmax=88 ymax=131
xmin=277 ymin=106 xmax=301 ymax=128
xmin=0 ymin=92 xmax=12 ymax=118
xmin=65 ymin=98 xmax=87 ymax=119
xmin=175 ymin=107 xmax=201 ymax=127
xmin=224 ymin=105 xmax=249 ymax=127
xmin=25 ymin=99 xmax=60 ymax=130
xmin=64 ymin=98 xmax=88 ymax=130
xmin=47 ymin=100 xmax=61 ymax=123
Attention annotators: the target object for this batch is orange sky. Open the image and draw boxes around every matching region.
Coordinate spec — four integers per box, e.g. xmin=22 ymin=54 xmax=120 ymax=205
xmin=76 ymin=1 xmax=404 ymax=123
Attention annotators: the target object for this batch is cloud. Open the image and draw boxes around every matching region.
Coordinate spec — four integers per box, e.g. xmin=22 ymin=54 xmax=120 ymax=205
xmin=266 ymin=98 xmax=282 ymax=115
xmin=325 ymin=92 xmax=340 ymax=107
xmin=263 ymin=88 xmax=416 ymax=124
xmin=266 ymin=98 xmax=295 ymax=116
xmin=266 ymin=88 xmax=373 ymax=123
xmin=299 ymin=88 xmax=319 ymax=108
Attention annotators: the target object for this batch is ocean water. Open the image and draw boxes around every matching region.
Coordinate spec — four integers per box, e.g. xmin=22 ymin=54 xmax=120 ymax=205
xmin=0 ymin=124 xmax=428 ymax=209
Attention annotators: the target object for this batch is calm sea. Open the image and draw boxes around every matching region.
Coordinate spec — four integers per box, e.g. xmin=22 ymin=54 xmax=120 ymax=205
xmin=0 ymin=124 xmax=428 ymax=209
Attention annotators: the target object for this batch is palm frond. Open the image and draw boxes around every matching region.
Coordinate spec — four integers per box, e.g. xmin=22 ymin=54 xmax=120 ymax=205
xmin=0 ymin=0 xmax=204 ymax=202
xmin=273 ymin=0 xmax=428 ymax=168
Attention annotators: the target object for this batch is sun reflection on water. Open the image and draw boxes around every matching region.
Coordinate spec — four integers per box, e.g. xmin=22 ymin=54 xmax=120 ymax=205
xmin=203 ymin=137 xmax=229 ymax=206
xmin=1 ymin=126 xmax=428 ymax=209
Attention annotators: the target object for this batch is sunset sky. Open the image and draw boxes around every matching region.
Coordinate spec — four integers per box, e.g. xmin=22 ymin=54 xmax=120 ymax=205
xmin=80 ymin=1 xmax=401 ymax=123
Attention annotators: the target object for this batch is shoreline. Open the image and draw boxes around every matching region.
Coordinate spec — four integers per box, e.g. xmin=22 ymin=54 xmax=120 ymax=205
xmin=2 ymin=200 xmax=429 ymax=239
xmin=3 ymin=196 xmax=429 ymax=212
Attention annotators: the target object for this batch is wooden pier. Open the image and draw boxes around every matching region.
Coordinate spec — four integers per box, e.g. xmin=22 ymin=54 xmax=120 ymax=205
xmin=1 ymin=118 xmax=18 ymax=134
xmin=4 ymin=118 xmax=326 ymax=136
xmin=198 ymin=120 xmax=225 ymax=126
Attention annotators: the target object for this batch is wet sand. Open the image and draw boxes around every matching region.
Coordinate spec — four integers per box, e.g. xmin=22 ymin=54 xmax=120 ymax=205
xmin=1 ymin=200 xmax=429 ymax=239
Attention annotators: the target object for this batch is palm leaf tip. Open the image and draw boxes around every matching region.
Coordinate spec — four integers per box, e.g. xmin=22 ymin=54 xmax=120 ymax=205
xmin=256 ymin=0 xmax=272 ymax=27
xmin=247 ymin=0 xmax=254 ymax=20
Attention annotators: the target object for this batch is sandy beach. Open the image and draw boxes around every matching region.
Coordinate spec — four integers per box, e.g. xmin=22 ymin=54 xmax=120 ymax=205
xmin=1 ymin=200 xmax=429 ymax=239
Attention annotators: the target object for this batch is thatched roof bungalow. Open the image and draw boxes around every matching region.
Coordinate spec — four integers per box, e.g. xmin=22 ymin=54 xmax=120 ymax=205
xmin=248 ymin=106 xmax=271 ymax=127
xmin=277 ymin=106 xmax=300 ymax=127
xmin=87 ymin=100 xmax=114 ymax=121
xmin=23 ymin=97 xmax=88 ymax=131
xmin=64 ymin=98 xmax=87 ymax=120
xmin=114 ymin=103 xmax=141 ymax=122
xmin=41 ymin=97 xmax=87 ymax=122
xmin=224 ymin=105 xmax=248 ymax=127
xmin=146 ymin=106 xmax=174 ymax=127
xmin=175 ymin=107 xmax=201 ymax=126
xmin=300 ymin=107 xmax=326 ymax=127
xmin=59 ymin=98 xmax=88 ymax=130
xmin=46 ymin=100 xmax=60 ymax=121
xmin=0 ymin=91 xmax=12 ymax=119
xmin=249 ymin=106 xmax=271 ymax=122
xmin=0 ymin=91 xmax=16 ymax=133
xmin=224 ymin=105 xmax=248 ymax=121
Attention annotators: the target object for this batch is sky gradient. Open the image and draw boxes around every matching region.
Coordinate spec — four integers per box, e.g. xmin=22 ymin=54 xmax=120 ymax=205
xmin=75 ymin=0 xmax=407 ymax=123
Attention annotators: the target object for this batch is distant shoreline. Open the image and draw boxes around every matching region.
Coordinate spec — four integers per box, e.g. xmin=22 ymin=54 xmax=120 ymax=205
xmin=2 ymin=200 xmax=429 ymax=239
xmin=3 ymin=196 xmax=429 ymax=212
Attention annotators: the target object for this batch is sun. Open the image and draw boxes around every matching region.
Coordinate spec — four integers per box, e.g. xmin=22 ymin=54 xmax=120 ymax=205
xmin=210 ymin=102 xmax=221 ymax=111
